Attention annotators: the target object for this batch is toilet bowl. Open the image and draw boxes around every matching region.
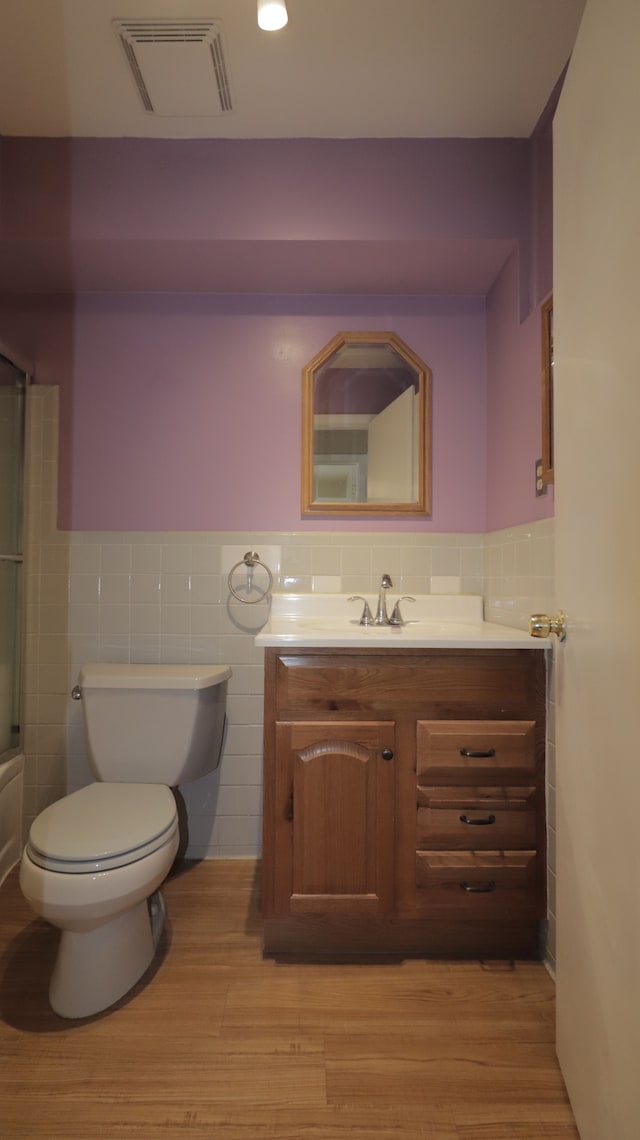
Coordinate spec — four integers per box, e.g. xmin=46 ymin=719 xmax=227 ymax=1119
xmin=20 ymin=783 xmax=179 ymax=1018
xmin=19 ymin=663 xmax=230 ymax=1018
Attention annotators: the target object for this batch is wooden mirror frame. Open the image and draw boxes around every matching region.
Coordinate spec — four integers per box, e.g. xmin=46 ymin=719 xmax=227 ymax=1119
xmin=301 ymin=331 xmax=432 ymax=517
xmin=541 ymin=296 xmax=554 ymax=484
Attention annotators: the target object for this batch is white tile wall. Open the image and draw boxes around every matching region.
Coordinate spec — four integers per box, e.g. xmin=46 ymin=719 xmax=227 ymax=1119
xmin=21 ymin=386 xmax=556 ymax=961
xmin=484 ymin=519 xmax=557 ymax=970
xmin=483 ymin=519 xmax=555 ymax=631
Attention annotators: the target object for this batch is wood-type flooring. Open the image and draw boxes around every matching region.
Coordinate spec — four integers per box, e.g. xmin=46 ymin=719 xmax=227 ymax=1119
xmin=0 ymin=859 xmax=579 ymax=1139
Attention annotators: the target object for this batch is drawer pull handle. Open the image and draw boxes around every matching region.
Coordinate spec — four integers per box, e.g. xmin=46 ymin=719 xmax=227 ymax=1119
xmin=381 ymin=748 xmax=394 ymax=761
xmin=459 ymin=747 xmax=496 ymax=758
xmin=459 ymin=813 xmax=496 ymax=826
xmin=459 ymin=879 xmax=496 ymax=893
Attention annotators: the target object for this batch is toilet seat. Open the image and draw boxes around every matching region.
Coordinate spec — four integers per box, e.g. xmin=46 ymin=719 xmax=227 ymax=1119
xmin=27 ymin=783 xmax=178 ymax=874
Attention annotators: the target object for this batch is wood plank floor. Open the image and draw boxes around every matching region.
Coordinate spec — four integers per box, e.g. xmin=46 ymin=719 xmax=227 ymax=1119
xmin=0 ymin=859 xmax=579 ymax=1139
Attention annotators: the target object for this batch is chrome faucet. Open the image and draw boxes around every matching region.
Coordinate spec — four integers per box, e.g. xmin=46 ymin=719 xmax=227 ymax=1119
xmin=389 ymin=596 xmax=416 ymax=626
xmin=374 ymin=574 xmax=393 ymax=625
xmin=349 ymin=578 xmax=416 ymax=627
xmin=348 ymin=595 xmax=375 ymax=625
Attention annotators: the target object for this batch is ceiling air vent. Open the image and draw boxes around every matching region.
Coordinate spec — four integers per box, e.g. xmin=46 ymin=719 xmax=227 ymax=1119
xmin=113 ymin=18 xmax=233 ymax=117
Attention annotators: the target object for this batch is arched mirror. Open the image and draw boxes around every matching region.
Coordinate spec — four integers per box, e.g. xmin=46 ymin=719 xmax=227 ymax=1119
xmin=301 ymin=331 xmax=432 ymax=517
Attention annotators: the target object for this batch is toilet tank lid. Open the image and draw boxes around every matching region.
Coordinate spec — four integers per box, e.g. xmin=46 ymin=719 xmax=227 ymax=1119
xmin=79 ymin=663 xmax=231 ymax=690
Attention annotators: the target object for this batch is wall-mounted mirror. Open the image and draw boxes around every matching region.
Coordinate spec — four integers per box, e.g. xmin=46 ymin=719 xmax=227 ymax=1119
xmin=541 ymin=296 xmax=554 ymax=484
xmin=301 ymin=331 xmax=432 ymax=516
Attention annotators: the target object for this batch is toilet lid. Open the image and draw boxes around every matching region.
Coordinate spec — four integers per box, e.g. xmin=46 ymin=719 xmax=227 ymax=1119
xmin=27 ymin=784 xmax=178 ymax=874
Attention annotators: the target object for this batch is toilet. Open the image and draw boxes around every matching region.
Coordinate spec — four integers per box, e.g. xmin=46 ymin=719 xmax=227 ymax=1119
xmin=19 ymin=662 xmax=231 ymax=1019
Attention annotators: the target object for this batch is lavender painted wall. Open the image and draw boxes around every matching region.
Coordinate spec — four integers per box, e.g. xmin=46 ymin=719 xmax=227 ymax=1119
xmin=1 ymin=138 xmax=530 ymax=242
xmin=0 ymin=137 xmax=530 ymax=303
xmin=486 ymin=250 xmax=554 ymax=531
xmin=64 ymin=294 xmax=485 ymax=533
xmin=0 ymin=132 xmax=555 ymax=533
xmin=531 ymin=116 xmax=554 ymax=307
xmin=0 ymin=293 xmax=486 ymax=533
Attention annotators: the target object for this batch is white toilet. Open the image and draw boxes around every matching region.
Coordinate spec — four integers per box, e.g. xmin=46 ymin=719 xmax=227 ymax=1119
xmin=19 ymin=662 xmax=231 ymax=1019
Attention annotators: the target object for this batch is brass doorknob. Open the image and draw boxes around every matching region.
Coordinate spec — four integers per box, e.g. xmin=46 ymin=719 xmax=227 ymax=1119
xmin=529 ymin=611 xmax=567 ymax=641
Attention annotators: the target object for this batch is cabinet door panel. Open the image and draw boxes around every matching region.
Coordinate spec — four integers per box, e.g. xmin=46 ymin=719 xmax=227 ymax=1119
xmin=417 ymin=786 xmax=536 ymax=849
xmin=417 ymin=720 xmax=536 ymax=784
xmin=275 ymin=721 xmax=395 ymax=917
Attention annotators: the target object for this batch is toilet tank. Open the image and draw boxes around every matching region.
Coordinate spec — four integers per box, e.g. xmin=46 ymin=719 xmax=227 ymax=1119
xmin=78 ymin=664 xmax=231 ymax=785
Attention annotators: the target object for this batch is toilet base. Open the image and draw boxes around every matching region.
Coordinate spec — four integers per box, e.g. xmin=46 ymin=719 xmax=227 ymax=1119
xmin=50 ymin=892 xmax=166 ymax=1019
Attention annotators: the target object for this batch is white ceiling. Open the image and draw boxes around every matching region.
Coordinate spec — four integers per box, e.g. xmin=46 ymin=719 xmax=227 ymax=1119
xmin=0 ymin=0 xmax=585 ymax=140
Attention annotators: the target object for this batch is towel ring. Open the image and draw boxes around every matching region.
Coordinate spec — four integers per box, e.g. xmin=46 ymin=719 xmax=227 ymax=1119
xmin=227 ymin=551 xmax=273 ymax=604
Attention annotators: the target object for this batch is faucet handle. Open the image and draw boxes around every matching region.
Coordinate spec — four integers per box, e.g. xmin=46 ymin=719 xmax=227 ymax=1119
xmin=348 ymin=595 xmax=374 ymax=625
xmin=389 ymin=596 xmax=416 ymax=626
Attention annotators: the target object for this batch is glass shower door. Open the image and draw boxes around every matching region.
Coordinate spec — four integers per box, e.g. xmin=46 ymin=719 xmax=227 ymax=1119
xmin=0 ymin=354 xmax=25 ymax=754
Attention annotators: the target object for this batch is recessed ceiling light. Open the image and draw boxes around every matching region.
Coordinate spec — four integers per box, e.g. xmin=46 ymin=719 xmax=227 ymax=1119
xmin=257 ymin=0 xmax=288 ymax=32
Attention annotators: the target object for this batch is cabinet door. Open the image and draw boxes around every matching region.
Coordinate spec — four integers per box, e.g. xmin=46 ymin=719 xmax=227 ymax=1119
xmin=273 ymin=721 xmax=395 ymax=917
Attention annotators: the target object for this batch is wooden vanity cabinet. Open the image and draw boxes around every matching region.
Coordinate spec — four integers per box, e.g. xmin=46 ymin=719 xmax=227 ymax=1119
xmin=262 ymin=646 xmax=546 ymax=958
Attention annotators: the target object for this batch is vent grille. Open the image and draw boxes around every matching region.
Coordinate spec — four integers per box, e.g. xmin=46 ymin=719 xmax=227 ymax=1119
xmin=113 ymin=18 xmax=233 ymax=117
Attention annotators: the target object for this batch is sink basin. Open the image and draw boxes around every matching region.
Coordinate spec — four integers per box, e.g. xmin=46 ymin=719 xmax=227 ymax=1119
xmin=295 ymin=616 xmax=441 ymax=632
xmin=254 ymin=594 xmax=548 ymax=649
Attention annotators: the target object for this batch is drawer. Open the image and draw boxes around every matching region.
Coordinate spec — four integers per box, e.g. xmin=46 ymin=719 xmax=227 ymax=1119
xmin=416 ymin=786 xmax=536 ymax=849
xmin=415 ymin=850 xmax=538 ymax=919
xmin=417 ymin=720 xmax=536 ymax=784
xmin=273 ymin=651 xmax=540 ymax=719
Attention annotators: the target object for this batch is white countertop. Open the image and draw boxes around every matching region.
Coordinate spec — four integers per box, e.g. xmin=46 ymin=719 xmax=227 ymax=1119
xmin=254 ymin=594 xmax=549 ymax=650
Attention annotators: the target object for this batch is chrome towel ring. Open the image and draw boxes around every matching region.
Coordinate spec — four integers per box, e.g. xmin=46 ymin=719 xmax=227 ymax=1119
xmin=227 ymin=551 xmax=273 ymax=604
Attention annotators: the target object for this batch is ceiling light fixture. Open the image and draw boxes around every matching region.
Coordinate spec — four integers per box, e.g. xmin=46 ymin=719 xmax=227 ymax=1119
xmin=257 ymin=0 xmax=288 ymax=31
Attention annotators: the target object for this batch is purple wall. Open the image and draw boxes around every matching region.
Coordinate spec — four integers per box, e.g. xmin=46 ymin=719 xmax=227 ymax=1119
xmin=531 ymin=114 xmax=554 ymax=307
xmin=0 ymin=133 xmax=554 ymax=534
xmin=314 ymin=370 xmax=416 ymax=416
xmin=0 ymin=292 xmax=487 ymax=533
xmin=1 ymin=137 xmax=530 ymax=241
xmin=486 ymin=251 xmax=554 ymax=530
xmin=0 ymin=137 xmax=530 ymax=300
xmin=71 ymin=295 xmax=487 ymax=532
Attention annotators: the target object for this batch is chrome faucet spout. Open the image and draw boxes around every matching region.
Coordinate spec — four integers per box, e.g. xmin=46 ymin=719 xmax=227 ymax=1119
xmin=375 ymin=574 xmax=393 ymax=625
